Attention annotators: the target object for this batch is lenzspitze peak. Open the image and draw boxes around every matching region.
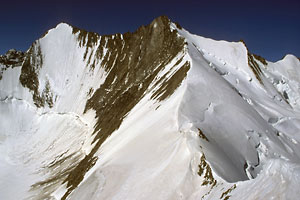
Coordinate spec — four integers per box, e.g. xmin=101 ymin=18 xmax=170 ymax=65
xmin=1 ymin=16 xmax=300 ymax=200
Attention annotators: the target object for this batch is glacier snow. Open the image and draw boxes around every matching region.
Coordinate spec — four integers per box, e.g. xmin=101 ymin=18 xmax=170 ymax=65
xmin=1 ymin=17 xmax=300 ymax=200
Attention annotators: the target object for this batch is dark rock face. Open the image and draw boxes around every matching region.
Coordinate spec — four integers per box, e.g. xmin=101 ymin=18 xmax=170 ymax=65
xmin=0 ymin=49 xmax=25 ymax=80
xmin=17 ymin=16 xmax=189 ymax=199
xmin=247 ymin=53 xmax=263 ymax=84
xmin=0 ymin=49 xmax=25 ymax=66
xmin=61 ymin=16 xmax=187 ymax=199
xmin=239 ymin=39 xmax=267 ymax=85
xmin=252 ymin=54 xmax=267 ymax=66
xmin=19 ymin=42 xmax=54 ymax=108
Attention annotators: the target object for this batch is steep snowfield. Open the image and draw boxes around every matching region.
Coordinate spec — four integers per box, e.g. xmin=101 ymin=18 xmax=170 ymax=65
xmin=0 ymin=16 xmax=300 ymax=200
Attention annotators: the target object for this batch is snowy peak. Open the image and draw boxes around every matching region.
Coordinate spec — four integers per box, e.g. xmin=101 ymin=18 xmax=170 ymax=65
xmin=1 ymin=16 xmax=189 ymax=199
xmin=61 ymin=17 xmax=188 ymax=199
xmin=41 ymin=22 xmax=73 ymax=40
xmin=278 ymin=54 xmax=300 ymax=65
xmin=1 ymin=16 xmax=300 ymax=200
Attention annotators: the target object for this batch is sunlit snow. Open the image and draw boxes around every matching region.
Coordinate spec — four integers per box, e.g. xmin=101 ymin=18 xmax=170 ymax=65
xmin=1 ymin=19 xmax=300 ymax=200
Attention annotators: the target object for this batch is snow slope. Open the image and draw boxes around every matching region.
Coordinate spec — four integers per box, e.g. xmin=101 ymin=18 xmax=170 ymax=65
xmin=0 ymin=16 xmax=300 ymax=200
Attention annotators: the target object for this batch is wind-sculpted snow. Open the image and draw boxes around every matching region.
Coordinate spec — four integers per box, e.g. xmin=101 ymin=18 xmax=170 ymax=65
xmin=0 ymin=16 xmax=300 ymax=200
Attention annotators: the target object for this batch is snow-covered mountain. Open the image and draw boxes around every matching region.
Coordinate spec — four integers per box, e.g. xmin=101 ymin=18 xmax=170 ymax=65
xmin=1 ymin=16 xmax=300 ymax=200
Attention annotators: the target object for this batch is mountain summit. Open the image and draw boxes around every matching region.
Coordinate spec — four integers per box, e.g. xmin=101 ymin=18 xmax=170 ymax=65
xmin=1 ymin=16 xmax=300 ymax=200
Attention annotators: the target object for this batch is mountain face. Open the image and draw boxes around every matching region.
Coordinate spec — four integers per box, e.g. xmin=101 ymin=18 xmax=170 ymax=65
xmin=1 ymin=16 xmax=300 ymax=200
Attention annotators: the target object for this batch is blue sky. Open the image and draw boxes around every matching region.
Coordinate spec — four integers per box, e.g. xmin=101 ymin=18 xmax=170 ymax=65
xmin=0 ymin=0 xmax=299 ymax=61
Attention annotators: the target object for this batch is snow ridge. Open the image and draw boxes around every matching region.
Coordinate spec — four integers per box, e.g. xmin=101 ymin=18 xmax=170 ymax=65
xmin=0 ymin=16 xmax=300 ymax=200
